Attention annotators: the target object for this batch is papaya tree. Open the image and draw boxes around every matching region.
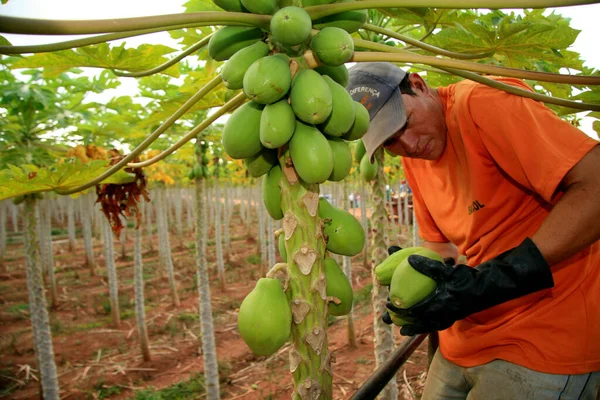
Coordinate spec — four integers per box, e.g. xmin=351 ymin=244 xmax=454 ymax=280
xmin=1 ymin=0 xmax=599 ymax=399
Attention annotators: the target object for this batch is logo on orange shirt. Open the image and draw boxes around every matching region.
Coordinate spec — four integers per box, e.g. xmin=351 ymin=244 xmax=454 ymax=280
xmin=468 ymin=200 xmax=485 ymax=215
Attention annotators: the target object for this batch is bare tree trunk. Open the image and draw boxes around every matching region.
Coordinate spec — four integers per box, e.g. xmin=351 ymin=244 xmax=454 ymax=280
xmin=369 ymin=149 xmax=398 ymax=399
xmin=144 ymin=198 xmax=154 ymax=253
xmin=0 ymin=202 xmax=6 ymax=269
xmin=24 ymin=197 xmax=60 ymax=400
xmin=133 ymin=223 xmax=151 ymax=362
xmin=195 ymin=176 xmax=221 ymax=400
xmin=82 ymin=194 xmax=96 ymax=276
xmin=359 ymin=180 xmax=369 ymax=268
xmin=10 ymin=201 xmax=19 ymax=232
xmin=342 ymin=181 xmax=358 ymax=349
xmin=102 ymin=217 xmax=121 ymax=328
xmin=174 ymin=188 xmax=184 ymax=249
xmin=223 ymin=183 xmax=231 ymax=264
xmin=215 ymin=182 xmax=226 ymax=291
xmin=257 ymin=195 xmax=267 ymax=277
xmin=157 ymin=189 xmax=180 ymax=307
xmin=119 ymin=223 xmax=128 ymax=260
xmin=267 ymin=216 xmax=275 ymax=268
xmin=67 ymin=197 xmax=77 ymax=251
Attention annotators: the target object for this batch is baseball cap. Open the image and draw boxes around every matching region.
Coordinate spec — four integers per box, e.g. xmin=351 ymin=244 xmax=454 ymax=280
xmin=346 ymin=62 xmax=407 ymax=162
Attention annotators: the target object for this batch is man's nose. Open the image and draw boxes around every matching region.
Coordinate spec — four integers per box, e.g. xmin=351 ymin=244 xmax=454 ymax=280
xmin=399 ymin=131 xmax=419 ymax=155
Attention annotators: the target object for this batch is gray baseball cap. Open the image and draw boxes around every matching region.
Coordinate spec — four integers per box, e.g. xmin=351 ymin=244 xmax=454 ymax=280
xmin=346 ymin=62 xmax=407 ymax=162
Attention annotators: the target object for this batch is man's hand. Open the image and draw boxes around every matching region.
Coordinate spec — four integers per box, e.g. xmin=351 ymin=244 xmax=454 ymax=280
xmin=386 ymin=238 xmax=554 ymax=336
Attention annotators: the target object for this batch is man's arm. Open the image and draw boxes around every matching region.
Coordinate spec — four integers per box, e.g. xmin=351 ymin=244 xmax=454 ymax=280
xmin=532 ymin=145 xmax=600 ymax=266
xmin=421 ymin=240 xmax=459 ymax=262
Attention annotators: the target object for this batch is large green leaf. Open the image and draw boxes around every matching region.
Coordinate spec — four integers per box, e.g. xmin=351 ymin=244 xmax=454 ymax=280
xmin=0 ymin=160 xmax=136 ymax=201
xmin=10 ymin=43 xmax=179 ymax=77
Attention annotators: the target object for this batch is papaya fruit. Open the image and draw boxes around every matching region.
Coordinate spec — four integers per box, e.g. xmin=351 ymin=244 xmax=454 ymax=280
xmin=325 ymin=257 xmax=353 ymax=316
xmin=327 ymin=138 xmax=352 ymax=182
xmin=270 ymin=6 xmax=312 ymax=46
xmin=278 ymin=234 xmax=287 ymax=262
xmin=188 ymin=169 xmax=196 ymax=180
xmin=374 ymin=246 xmax=442 ymax=286
xmin=208 ymin=26 xmax=264 ymax=61
xmin=289 ymin=121 xmax=333 ymax=184
xmin=193 ymin=163 xmax=205 ymax=179
xmin=240 ymin=0 xmax=278 ymax=14
xmin=213 ymin=0 xmax=249 ymax=12
xmin=243 ymin=55 xmax=292 ymax=105
xmin=353 ymin=139 xmax=366 ymax=163
xmin=389 ymin=252 xmax=442 ymax=309
xmin=388 ymin=310 xmax=415 ymax=326
xmin=221 ymin=41 xmax=269 ymax=90
xmin=320 ymin=75 xmax=355 ymax=137
xmin=260 ymin=99 xmax=296 ymax=149
xmin=342 ymin=101 xmax=370 ymax=141
xmin=222 ymin=101 xmax=264 ymax=159
xmin=314 ymin=65 xmax=349 ymax=87
xmin=244 ymin=148 xmax=278 ymax=178
xmin=302 ymin=0 xmax=335 ymax=6
xmin=237 ymin=277 xmax=292 ymax=356
xmin=310 ymin=27 xmax=354 ymax=67
xmin=318 ymin=198 xmax=365 ymax=256
xmin=312 ymin=1 xmax=367 ymax=33
xmin=262 ymin=165 xmax=284 ymax=220
xmin=360 ymin=153 xmax=378 ymax=182
xmin=289 ymin=69 xmax=332 ymax=125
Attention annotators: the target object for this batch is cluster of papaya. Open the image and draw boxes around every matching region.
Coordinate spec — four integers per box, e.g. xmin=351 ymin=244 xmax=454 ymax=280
xmin=374 ymin=247 xmax=443 ymax=325
xmin=188 ymin=140 xmax=211 ymax=180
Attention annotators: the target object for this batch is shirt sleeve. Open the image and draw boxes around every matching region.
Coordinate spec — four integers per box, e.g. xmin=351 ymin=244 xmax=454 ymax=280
xmin=402 ymin=158 xmax=449 ymax=243
xmin=467 ymin=79 xmax=599 ymax=203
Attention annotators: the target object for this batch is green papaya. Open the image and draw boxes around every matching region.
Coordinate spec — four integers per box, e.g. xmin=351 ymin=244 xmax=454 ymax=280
xmin=360 ymin=153 xmax=378 ymax=182
xmin=208 ymin=26 xmax=264 ymax=61
xmin=314 ymin=65 xmax=349 ymax=87
xmin=318 ymin=198 xmax=365 ymax=256
xmin=262 ymin=165 xmax=284 ymax=220
xmin=374 ymin=246 xmax=442 ymax=286
xmin=240 ymin=0 xmax=278 ymax=14
xmin=325 ymin=257 xmax=353 ymax=316
xmin=278 ymin=234 xmax=287 ymax=262
xmin=327 ymin=138 xmax=352 ymax=182
xmin=320 ymin=75 xmax=355 ymax=137
xmin=289 ymin=121 xmax=333 ymax=184
xmin=270 ymin=6 xmax=312 ymax=46
xmin=310 ymin=27 xmax=354 ymax=67
xmin=342 ymin=101 xmax=370 ymax=141
xmin=289 ymin=69 xmax=332 ymax=125
xmin=188 ymin=169 xmax=196 ymax=180
xmin=243 ymin=55 xmax=292 ymax=105
xmin=389 ymin=253 xmax=442 ymax=309
xmin=354 ymin=139 xmax=366 ymax=163
xmin=260 ymin=99 xmax=296 ymax=149
xmin=222 ymin=101 xmax=264 ymax=159
xmin=238 ymin=277 xmax=292 ymax=356
xmin=213 ymin=0 xmax=249 ymax=12
xmin=302 ymin=0 xmax=335 ymax=6
xmin=312 ymin=2 xmax=367 ymax=33
xmin=193 ymin=163 xmax=204 ymax=179
xmin=244 ymin=148 xmax=278 ymax=178
xmin=221 ymin=41 xmax=269 ymax=90
xmin=388 ymin=310 xmax=415 ymax=326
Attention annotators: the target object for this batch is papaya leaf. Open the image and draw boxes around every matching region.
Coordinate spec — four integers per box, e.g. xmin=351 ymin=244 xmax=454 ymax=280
xmin=0 ymin=35 xmax=11 ymax=46
xmin=0 ymin=160 xmax=135 ymax=201
xmin=10 ymin=43 xmax=178 ymax=78
xmin=183 ymin=0 xmax=222 ymax=12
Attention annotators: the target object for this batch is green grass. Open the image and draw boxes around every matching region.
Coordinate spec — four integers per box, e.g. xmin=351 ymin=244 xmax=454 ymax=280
xmin=131 ymin=373 xmax=206 ymax=399
xmin=7 ymin=303 xmax=29 ymax=314
xmin=177 ymin=312 xmax=198 ymax=324
xmin=245 ymin=254 xmax=261 ymax=265
xmin=353 ymin=283 xmax=373 ymax=307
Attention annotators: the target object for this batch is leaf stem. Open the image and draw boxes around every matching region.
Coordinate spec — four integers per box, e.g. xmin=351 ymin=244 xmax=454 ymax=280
xmin=0 ymin=12 xmax=271 ymax=35
xmin=54 ymin=75 xmax=224 ymax=195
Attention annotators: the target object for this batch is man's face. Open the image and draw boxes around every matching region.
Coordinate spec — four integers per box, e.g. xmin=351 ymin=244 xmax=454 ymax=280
xmin=382 ymin=75 xmax=447 ymax=161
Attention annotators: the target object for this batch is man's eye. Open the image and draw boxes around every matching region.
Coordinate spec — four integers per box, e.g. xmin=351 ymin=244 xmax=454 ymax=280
xmin=383 ymin=136 xmax=397 ymax=147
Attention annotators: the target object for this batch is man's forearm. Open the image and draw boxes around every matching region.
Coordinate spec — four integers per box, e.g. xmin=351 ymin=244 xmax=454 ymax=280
xmin=531 ymin=145 xmax=600 ymax=266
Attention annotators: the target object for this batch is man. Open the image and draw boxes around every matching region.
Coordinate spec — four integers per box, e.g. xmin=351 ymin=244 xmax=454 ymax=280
xmin=346 ymin=62 xmax=600 ymax=399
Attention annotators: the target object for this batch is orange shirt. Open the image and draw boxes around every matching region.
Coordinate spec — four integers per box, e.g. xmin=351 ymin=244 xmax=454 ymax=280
xmin=402 ymin=77 xmax=600 ymax=374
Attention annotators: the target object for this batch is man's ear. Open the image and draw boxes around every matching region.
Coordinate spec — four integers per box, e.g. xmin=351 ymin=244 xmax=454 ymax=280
xmin=408 ymin=73 xmax=428 ymax=93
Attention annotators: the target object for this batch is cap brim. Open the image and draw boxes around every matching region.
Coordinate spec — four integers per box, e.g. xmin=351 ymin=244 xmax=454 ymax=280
xmin=362 ymin=88 xmax=407 ymax=163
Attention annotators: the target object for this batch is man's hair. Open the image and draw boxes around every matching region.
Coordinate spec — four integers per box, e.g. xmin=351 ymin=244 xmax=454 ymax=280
xmin=399 ymin=74 xmax=416 ymax=96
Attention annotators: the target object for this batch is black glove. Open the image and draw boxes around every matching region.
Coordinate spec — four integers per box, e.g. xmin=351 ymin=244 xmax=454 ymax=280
xmin=386 ymin=238 xmax=554 ymax=336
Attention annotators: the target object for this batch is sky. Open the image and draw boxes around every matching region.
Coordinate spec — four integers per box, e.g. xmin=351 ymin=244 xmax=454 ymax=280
xmin=1 ymin=0 xmax=599 ymax=137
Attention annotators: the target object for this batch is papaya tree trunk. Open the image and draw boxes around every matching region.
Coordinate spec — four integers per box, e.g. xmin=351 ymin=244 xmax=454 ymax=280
xmin=39 ymin=201 xmax=58 ymax=308
xmin=359 ymin=180 xmax=369 ymax=268
xmin=102 ymin=217 xmax=121 ymax=328
xmin=223 ymin=183 xmax=231 ymax=264
xmin=267 ymin=216 xmax=276 ymax=268
xmin=174 ymin=188 xmax=184 ymax=248
xmin=342 ymin=181 xmax=358 ymax=349
xmin=195 ymin=176 xmax=221 ymax=400
xmin=67 ymin=197 xmax=76 ymax=251
xmin=24 ymin=197 xmax=60 ymax=400
xmin=157 ymin=189 xmax=181 ymax=307
xmin=279 ymin=158 xmax=332 ymax=399
xmin=82 ymin=194 xmax=96 ymax=276
xmin=0 ymin=202 xmax=6 ymax=269
xmin=257 ymin=197 xmax=267 ymax=277
xmin=10 ymin=201 xmax=19 ymax=232
xmin=133 ymin=222 xmax=151 ymax=362
xmin=144 ymin=198 xmax=154 ymax=253
xmin=369 ymin=149 xmax=398 ymax=399
xmin=186 ymin=188 xmax=194 ymax=233
xmin=119 ymin=223 xmax=128 ymax=260
xmin=215 ymin=182 xmax=226 ymax=291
